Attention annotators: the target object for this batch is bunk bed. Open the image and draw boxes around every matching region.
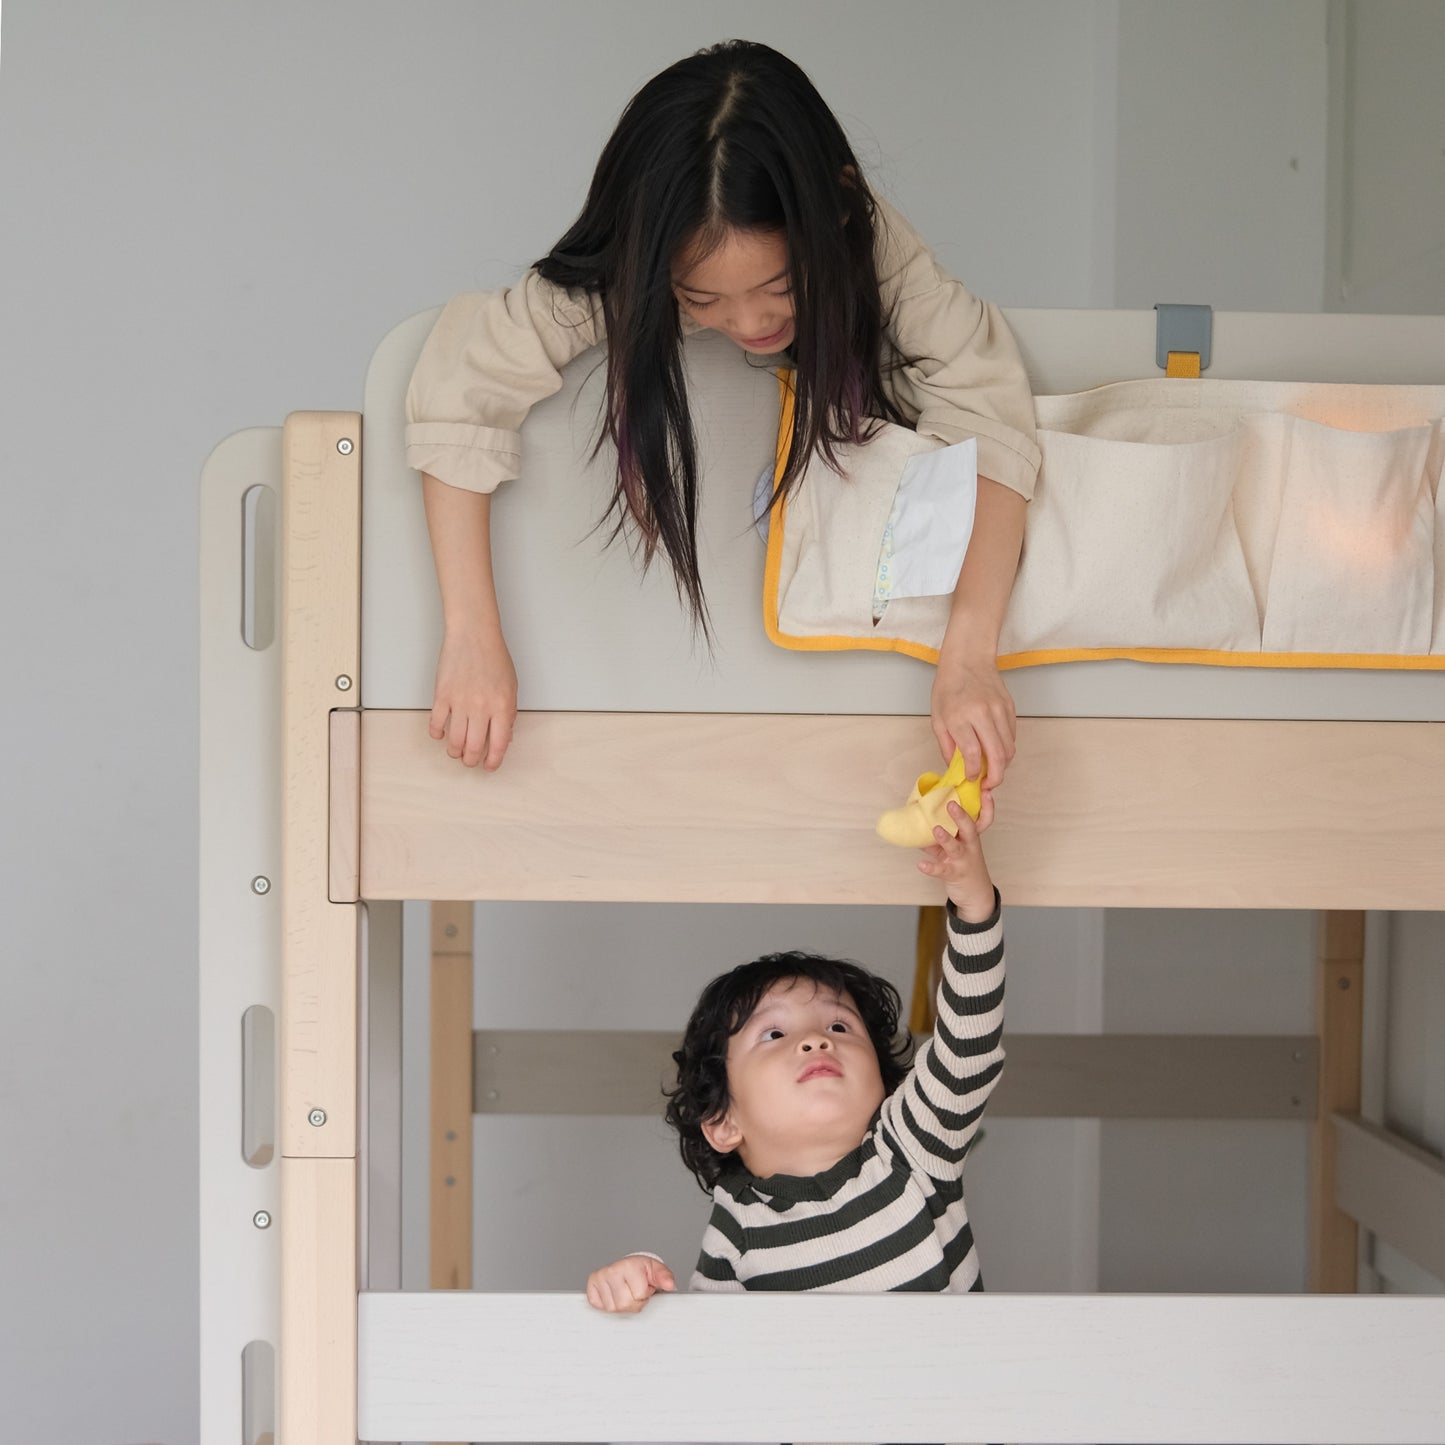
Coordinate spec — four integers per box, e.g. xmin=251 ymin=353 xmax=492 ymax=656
xmin=199 ymin=305 xmax=1445 ymax=1443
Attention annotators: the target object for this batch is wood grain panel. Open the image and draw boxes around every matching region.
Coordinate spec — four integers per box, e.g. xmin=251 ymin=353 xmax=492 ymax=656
xmin=359 ymin=712 xmax=1445 ymax=908
xmin=328 ymin=709 xmax=359 ymax=902
xmin=280 ymin=1158 xmax=356 ymax=1445
xmin=430 ymin=902 xmax=473 ymax=1294
xmin=1310 ymin=911 xmax=1365 ymax=1292
xmin=1334 ymin=1114 xmax=1445 ymax=1284
xmin=280 ymin=412 xmax=361 ymax=1445
xmin=282 ymin=410 xmax=361 ymax=1155
xmin=471 ymin=1030 xmax=1317 ymax=1120
xmin=358 ymin=1291 xmax=1445 ymax=1443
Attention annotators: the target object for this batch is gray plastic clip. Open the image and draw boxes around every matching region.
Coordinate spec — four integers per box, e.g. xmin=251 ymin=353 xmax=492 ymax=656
xmin=1154 ymin=303 xmax=1213 ymax=371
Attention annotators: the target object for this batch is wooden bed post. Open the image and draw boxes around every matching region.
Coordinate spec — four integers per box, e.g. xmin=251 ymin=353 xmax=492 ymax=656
xmin=1310 ymin=909 xmax=1365 ymax=1292
xmin=280 ymin=411 xmax=362 ymax=1443
xmin=430 ymin=901 xmax=474 ymax=1292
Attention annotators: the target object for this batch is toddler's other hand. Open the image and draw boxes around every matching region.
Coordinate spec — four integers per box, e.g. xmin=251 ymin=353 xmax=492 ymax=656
xmin=429 ymin=627 xmax=518 ymax=770
xmin=918 ymin=795 xmax=996 ymax=923
xmin=585 ymin=1254 xmax=676 ymax=1314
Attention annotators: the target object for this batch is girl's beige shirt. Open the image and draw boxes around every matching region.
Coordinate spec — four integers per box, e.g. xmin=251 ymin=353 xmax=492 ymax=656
xmin=404 ymin=198 xmax=1041 ymax=501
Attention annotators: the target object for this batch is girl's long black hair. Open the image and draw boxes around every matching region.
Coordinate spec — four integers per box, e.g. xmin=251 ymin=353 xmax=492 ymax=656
xmin=535 ymin=40 xmax=904 ymax=632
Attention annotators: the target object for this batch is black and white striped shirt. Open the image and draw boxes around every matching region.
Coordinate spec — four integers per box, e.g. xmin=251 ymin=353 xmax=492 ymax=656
xmin=690 ymin=896 xmax=1005 ymax=1294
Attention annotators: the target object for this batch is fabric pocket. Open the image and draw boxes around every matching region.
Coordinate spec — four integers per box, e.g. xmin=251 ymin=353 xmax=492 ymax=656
xmin=770 ymin=419 xmax=949 ymax=647
xmin=999 ymin=429 xmax=1260 ymax=654
xmin=1260 ymin=418 xmax=1436 ymax=654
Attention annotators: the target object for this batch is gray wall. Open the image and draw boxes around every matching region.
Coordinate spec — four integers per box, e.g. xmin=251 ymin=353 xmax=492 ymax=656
xmin=3 ymin=2 xmax=1441 ymax=1441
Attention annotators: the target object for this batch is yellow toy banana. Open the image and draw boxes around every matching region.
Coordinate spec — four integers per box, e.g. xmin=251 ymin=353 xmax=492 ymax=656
xmin=875 ymin=748 xmax=985 ymax=848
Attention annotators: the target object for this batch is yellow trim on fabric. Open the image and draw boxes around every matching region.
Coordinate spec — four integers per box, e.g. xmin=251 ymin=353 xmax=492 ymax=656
xmin=1165 ymin=351 xmax=1201 ymax=378
xmin=763 ymin=371 xmax=946 ymax=665
xmin=996 ymin=646 xmax=1445 ymax=672
xmin=762 ymin=372 xmax=1445 ymax=673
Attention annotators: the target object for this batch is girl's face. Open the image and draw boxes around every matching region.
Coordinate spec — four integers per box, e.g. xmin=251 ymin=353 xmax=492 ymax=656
xmin=671 ymin=227 xmax=795 ymax=354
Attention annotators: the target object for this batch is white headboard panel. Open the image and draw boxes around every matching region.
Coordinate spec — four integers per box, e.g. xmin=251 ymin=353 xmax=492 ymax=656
xmin=361 ymin=308 xmax=1445 ymax=721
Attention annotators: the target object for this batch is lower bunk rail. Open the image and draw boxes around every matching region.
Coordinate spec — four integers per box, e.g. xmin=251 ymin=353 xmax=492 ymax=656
xmin=356 ymin=1290 xmax=1445 ymax=1444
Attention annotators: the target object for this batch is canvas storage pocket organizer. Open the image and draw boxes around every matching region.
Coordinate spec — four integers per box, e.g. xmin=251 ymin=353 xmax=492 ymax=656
xmin=763 ymin=372 xmax=1445 ymax=669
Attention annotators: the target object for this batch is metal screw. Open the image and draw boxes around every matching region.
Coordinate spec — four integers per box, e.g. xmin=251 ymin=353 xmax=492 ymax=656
xmin=487 ymin=1090 xmax=499 ymax=1102
xmin=1338 ymin=977 xmax=1351 ymax=990
xmin=1290 ymin=1095 xmax=1302 ymax=1108
xmin=445 ymin=1130 xmax=457 ymax=1142
xmin=1292 ymin=1049 xmax=1304 ymax=1062
xmin=337 ymin=438 xmax=354 ymax=456
xmin=444 ymin=924 xmax=458 ymax=939
xmin=445 ymin=1176 xmax=456 ymax=1187
xmin=335 ymin=674 xmax=353 ymax=692
xmin=308 ymin=1108 xmax=327 ymax=1127
xmin=251 ymin=875 xmax=271 ymax=896
xmin=253 ymin=1210 xmax=272 ymax=1230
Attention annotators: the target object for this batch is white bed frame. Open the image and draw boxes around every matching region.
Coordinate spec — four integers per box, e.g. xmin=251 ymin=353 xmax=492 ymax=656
xmin=200 ymin=307 xmax=1445 ymax=1443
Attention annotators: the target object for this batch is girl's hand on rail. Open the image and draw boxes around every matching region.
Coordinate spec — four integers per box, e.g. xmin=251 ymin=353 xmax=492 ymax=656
xmin=930 ymin=651 xmax=1016 ymax=791
xmin=429 ymin=626 xmax=518 ymax=770
xmin=585 ymin=1254 xmax=676 ymax=1314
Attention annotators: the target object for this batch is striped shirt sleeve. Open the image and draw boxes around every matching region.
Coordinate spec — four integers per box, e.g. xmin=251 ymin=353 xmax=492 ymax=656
xmin=688 ymin=1199 xmax=747 ymax=1293
xmin=878 ymin=893 xmax=1005 ymax=1183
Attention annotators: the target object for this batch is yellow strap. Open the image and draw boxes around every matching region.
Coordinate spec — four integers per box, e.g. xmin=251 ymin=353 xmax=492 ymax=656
xmin=1165 ymin=350 xmax=1201 ymax=378
xmin=909 ymin=906 xmax=949 ymax=1034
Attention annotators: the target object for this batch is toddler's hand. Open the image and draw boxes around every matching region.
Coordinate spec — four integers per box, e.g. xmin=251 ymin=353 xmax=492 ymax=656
xmin=429 ymin=627 xmax=518 ymax=770
xmin=918 ymin=794 xmax=996 ymax=923
xmin=585 ymin=1254 xmax=676 ymax=1314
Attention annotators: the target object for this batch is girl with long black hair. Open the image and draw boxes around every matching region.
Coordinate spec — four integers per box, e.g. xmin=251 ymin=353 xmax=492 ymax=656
xmin=406 ymin=39 xmax=1040 ymax=783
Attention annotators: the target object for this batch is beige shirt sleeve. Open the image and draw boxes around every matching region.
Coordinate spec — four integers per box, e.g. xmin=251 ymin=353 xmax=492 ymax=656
xmin=404 ymin=271 xmax=606 ymax=494
xmin=874 ymin=197 xmax=1041 ymax=501
xmin=407 ymin=200 xmax=1039 ymax=500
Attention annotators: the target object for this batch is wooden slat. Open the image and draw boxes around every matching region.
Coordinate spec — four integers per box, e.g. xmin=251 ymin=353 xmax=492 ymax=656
xmin=472 ymin=1030 xmax=1317 ymax=1120
xmin=359 ymin=712 xmax=1445 ymax=908
xmin=358 ymin=1291 xmax=1445 ymax=1443
xmin=280 ymin=1158 xmax=356 ymax=1445
xmin=1310 ymin=911 xmax=1364 ymax=1291
xmin=328 ymin=709 xmax=360 ymax=902
xmin=430 ymin=902 xmax=473 ymax=1294
xmin=281 ymin=410 xmax=361 ymax=1154
xmin=366 ymin=900 xmax=404 ymax=1292
xmin=1334 ymin=1114 xmax=1445 ymax=1285
xmin=910 ymin=906 xmax=948 ymax=1033
xmin=280 ymin=411 xmax=361 ymax=1445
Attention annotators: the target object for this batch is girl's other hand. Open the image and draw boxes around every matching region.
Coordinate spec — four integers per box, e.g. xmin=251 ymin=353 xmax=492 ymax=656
xmin=585 ymin=1254 xmax=677 ymax=1314
xmin=429 ymin=627 xmax=518 ymax=770
xmin=931 ymin=653 xmax=1016 ymax=790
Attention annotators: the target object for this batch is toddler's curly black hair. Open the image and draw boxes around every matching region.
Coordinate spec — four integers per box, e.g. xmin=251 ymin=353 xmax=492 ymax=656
xmin=663 ymin=951 xmax=914 ymax=1192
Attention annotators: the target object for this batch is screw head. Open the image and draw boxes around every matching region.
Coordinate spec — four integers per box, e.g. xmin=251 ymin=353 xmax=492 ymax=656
xmin=307 ymin=1108 xmax=327 ymax=1127
xmin=335 ymin=674 xmax=352 ymax=692
xmin=336 ymin=438 xmax=354 ymax=455
xmin=253 ymin=1209 xmax=272 ymax=1230
xmin=251 ymin=875 xmax=271 ymax=896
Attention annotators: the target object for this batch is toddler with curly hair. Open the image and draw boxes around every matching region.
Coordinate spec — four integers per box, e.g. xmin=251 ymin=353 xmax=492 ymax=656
xmin=585 ymin=795 xmax=1005 ymax=1311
